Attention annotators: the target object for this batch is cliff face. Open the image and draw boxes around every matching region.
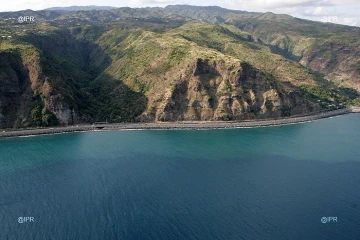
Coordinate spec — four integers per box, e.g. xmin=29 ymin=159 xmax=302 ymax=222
xmin=0 ymin=51 xmax=38 ymax=128
xmin=42 ymin=90 xmax=73 ymax=125
xmin=0 ymin=46 xmax=74 ymax=128
xmin=139 ymin=59 xmax=318 ymax=121
xmin=300 ymin=43 xmax=360 ymax=91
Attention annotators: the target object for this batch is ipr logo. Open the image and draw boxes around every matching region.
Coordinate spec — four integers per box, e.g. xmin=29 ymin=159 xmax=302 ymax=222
xmin=18 ymin=217 xmax=34 ymax=223
xmin=320 ymin=16 xmax=339 ymax=23
xmin=17 ymin=16 xmax=35 ymax=23
xmin=321 ymin=216 xmax=338 ymax=223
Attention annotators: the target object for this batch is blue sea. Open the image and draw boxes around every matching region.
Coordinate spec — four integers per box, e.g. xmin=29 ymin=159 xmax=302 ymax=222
xmin=1 ymin=114 xmax=360 ymax=239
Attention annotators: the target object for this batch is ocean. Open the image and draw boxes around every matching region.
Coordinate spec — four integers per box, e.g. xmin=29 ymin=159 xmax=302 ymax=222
xmin=1 ymin=114 xmax=360 ymax=239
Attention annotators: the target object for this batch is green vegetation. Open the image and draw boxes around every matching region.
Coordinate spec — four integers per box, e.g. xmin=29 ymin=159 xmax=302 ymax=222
xmin=30 ymin=89 xmax=58 ymax=127
xmin=280 ymin=106 xmax=292 ymax=117
xmin=300 ymin=85 xmax=359 ymax=108
xmin=31 ymin=106 xmax=42 ymax=126
xmin=41 ymin=108 xmax=58 ymax=126
xmin=265 ymin=100 xmax=274 ymax=111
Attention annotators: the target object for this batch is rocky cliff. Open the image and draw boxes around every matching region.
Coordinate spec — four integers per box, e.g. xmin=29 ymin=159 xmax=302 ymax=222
xmin=139 ymin=59 xmax=319 ymax=121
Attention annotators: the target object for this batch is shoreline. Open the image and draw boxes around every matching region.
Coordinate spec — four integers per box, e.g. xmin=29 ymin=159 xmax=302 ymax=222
xmin=0 ymin=108 xmax=358 ymax=139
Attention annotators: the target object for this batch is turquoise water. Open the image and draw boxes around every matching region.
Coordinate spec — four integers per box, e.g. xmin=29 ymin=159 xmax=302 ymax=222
xmin=1 ymin=114 xmax=360 ymax=239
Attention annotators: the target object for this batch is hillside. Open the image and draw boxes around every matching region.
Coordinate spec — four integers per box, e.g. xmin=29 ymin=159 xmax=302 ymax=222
xmin=0 ymin=5 xmax=359 ymax=128
xmin=228 ymin=12 xmax=360 ymax=90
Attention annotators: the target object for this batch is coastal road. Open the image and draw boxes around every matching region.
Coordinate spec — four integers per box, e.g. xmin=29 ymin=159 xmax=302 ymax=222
xmin=0 ymin=108 xmax=355 ymax=138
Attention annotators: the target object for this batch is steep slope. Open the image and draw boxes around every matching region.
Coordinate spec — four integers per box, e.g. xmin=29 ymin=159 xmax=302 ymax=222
xmin=0 ymin=42 xmax=58 ymax=128
xmin=88 ymin=23 xmax=354 ymax=121
xmin=0 ymin=26 xmax=148 ymax=128
xmin=226 ymin=12 xmax=360 ymax=90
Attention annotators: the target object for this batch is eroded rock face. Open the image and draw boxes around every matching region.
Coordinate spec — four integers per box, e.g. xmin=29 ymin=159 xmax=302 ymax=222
xmin=141 ymin=59 xmax=319 ymax=121
xmin=0 ymin=52 xmax=33 ymax=128
xmin=43 ymin=96 xmax=73 ymax=125
xmin=0 ymin=51 xmax=72 ymax=128
xmin=0 ymin=51 xmax=322 ymax=128
xmin=55 ymin=108 xmax=72 ymax=125
xmin=301 ymin=43 xmax=360 ymax=91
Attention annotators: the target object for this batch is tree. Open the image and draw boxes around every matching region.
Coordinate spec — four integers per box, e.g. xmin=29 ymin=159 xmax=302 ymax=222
xmin=31 ymin=106 xmax=42 ymax=126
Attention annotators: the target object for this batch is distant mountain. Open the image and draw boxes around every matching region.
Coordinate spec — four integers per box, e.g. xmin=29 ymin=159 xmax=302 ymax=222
xmin=44 ymin=5 xmax=117 ymax=12
xmin=0 ymin=5 xmax=359 ymax=128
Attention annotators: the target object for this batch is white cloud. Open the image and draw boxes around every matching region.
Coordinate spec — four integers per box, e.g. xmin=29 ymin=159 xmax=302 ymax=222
xmin=312 ymin=6 xmax=324 ymax=15
xmin=220 ymin=0 xmax=360 ymax=26
xmin=222 ymin=0 xmax=359 ymax=9
xmin=1 ymin=0 xmax=72 ymax=11
xmin=343 ymin=17 xmax=357 ymax=26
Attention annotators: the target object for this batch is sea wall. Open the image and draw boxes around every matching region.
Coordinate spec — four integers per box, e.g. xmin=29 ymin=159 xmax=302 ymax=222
xmin=0 ymin=108 xmax=354 ymax=138
xmin=351 ymin=107 xmax=360 ymax=113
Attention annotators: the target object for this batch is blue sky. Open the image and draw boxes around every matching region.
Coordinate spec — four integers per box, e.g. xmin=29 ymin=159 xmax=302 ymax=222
xmin=2 ymin=0 xmax=359 ymax=26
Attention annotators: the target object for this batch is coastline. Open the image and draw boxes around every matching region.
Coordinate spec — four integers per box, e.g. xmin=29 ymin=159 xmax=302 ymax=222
xmin=0 ymin=108 xmax=358 ymax=139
